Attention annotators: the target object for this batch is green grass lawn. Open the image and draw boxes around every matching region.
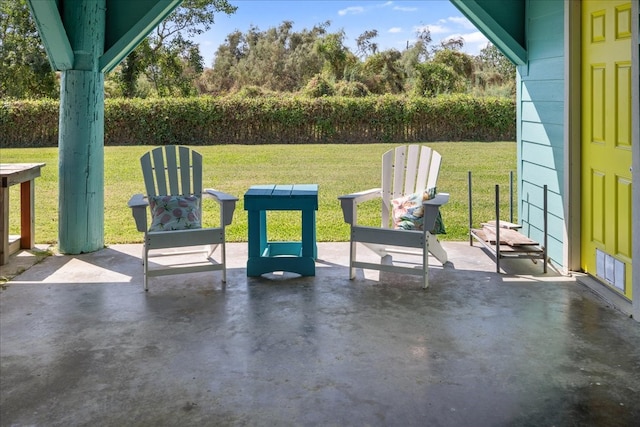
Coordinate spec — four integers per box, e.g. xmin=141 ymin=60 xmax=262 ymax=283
xmin=3 ymin=143 xmax=516 ymax=245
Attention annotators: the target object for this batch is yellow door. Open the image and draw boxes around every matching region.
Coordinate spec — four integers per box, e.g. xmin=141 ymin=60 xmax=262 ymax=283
xmin=581 ymin=0 xmax=633 ymax=299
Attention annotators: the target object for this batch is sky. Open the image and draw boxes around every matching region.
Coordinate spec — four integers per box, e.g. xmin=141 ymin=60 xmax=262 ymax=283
xmin=193 ymin=0 xmax=489 ymax=67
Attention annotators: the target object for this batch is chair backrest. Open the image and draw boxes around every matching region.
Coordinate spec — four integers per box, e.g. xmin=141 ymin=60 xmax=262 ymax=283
xmin=381 ymin=145 xmax=441 ymax=228
xmin=141 ymin=145 xmax=203 ymax=197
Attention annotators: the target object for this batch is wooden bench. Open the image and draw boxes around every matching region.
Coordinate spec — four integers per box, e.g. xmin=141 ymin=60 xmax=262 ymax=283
xmin=0 ymin=163 xmax=46 ymax=265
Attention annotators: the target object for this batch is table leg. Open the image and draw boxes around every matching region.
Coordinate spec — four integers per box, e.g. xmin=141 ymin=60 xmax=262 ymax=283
xmin=20 ymin=179 xmax=35 ymax=249
xmin=259 ymin=210 xmax=267 ymax=254
xmin=0 ymin=185 xmax=8 ymax=265
xmin=247 ymin=210 xmax=259 ymax=258
xmin=301 ymin=208 xmax=317 ymax=259
xmin=248 ymin=210 xmax=268 ymax=258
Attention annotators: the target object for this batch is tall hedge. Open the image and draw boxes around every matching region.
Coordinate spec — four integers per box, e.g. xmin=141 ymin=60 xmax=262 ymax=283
xmin=0 ymin=95 xmax=515 ymax=148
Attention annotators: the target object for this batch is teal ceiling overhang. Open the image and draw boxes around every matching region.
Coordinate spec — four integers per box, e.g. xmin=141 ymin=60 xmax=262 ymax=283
xmin=450 ymin=0 xmax=527 ymax=64
xmin=27 ymin=0 xmax=182 ymax=73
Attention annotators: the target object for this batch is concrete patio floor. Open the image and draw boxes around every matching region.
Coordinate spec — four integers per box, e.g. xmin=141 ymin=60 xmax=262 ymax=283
xmin=1 ymin=242 xmax=639 ymax=426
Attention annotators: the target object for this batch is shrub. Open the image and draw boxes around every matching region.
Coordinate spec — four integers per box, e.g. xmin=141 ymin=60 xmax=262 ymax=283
xmin=302 ymin=74 xmax=335 ymax=97
xmin=232 ymin=85 xmax=271 ymax=98
xmin=334 ymin=81 xmax=370 ymax=97
xmin=0 ymin=99 xmax=59 ymax=147
xmin=0 ymin=94 xmax=515 ymax=147
xmin=413 ymin=62 xmax=466 ymax=97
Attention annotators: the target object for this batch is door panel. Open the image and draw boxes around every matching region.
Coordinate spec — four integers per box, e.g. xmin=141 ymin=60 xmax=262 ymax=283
xmin=581 ymin=0 xmax=633 ymax=299
xmin=616 ymin=63 xmax=631 ymax=147
xmin=616 ymin=176 xmax=632 ymax=258
xmin=590 ymin=170 xmax=605 ymax=245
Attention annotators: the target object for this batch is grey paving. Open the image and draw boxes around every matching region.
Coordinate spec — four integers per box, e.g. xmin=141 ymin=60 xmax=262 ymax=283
xmin=1 ymin=242 xmax=639 ymax=427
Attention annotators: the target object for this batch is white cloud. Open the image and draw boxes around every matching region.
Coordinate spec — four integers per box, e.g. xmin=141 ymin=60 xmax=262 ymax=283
xmin=338 ymin=6 xmax=364 ymax=16
xmin=439 ymin=31 xmax=490 ymax=55
xmin=460 ymin=31 xmax=489 ymax=44
xmin=414 ymin=24 xmax=448 ymax=35
xmin=443 ymin=31 xmax=488 ymax=45
xmin=394 ymin=6 xmax=418 ymax=12
xmin=339 ymin=1 xmax=398 ymax=18
xmin=447 ymin=16 xmax=476 ymax=30
xmin=388 ymin=27 xmax=403 ymax=33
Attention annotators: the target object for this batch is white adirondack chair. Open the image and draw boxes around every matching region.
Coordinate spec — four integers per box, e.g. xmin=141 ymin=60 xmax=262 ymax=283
xmin=338 ymin=145 xmax=449 ymax=289
xmin=128 ymin=145 xmax=238 ymax=291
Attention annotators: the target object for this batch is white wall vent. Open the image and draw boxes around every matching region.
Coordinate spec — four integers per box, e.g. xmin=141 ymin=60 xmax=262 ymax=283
xmin=596 ymin=249 xmax=625 ymax=291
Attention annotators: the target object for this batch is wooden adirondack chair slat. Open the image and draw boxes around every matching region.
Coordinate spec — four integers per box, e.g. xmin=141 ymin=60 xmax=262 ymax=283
xmin=191 ymin=149 xmax=202 ymax=196
xmin=415 ymin=146 xmax=432 ymax=192
xmin=151 ymin=147 xmax=168 ymax=196
xmin=392 ymin=145 xmax=406 ymax=199
xmin=164 ymin=145 xmax=180 ymax=196
xmin=404 ymin=145 xmax=420 ymax=194
xmin=381 ymin=150 xmax=393 ymax=228
xmin=140 ymin=153 xmax=155 ymax=197
xmin=427 ymin=151 xmax=441 ymax=190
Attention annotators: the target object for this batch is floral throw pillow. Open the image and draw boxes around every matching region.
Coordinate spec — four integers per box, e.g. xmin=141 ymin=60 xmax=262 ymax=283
xmin=392 ymin=187 xmax=445 ymax=233
xmin=148 ymin=195 xmax=201 ymax=232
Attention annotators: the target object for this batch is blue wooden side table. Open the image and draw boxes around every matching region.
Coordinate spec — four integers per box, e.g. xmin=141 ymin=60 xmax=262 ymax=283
xmin=244 ymin=184 xmax=318 ymax=277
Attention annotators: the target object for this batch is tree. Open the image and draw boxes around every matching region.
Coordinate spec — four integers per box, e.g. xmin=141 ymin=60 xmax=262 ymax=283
xmin=137 ymin=34 xmax=205 ymax=97
xmin=201 ymin=29 xmax=246 ymax=93
xmin=282 ymin=23 xmax=328 ymax=90
xmin=402 ymin=27 xmax=432 ymax=64
xmin=315 ymin=30 xmax=348 ymax=80
xmin=204 ymin=21 xmax=328 ymax=94
xmin=362 ymin=49 xmax=404 ymax=94
xmin=476 ymin=42 xmax=515 ymax=80
xmin=473 ymin=43 xmax=516 ymax=97
xmin=0 ymin=0 xmax=58 ymax=99
xmin=398 ymin=27 xmax=432 ymax=91
xmin=413 ymin=62 xmax=465 ymax=97
xmin=432 ymin=49 xmax=475 ymax=80
xmin=111 ymin=0 xmax=237 ymax=97
xmin=437 ymin=36 xmax=464 ymax=52
xmin=355 ymin=29 xmax=378 ymax=58
xmin=235 ymin=22 xmax=299 ymax=91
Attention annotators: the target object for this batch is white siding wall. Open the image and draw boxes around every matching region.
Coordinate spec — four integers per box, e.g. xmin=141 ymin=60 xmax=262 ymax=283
xmin=517 ymin=0 xmax=565 ymax=268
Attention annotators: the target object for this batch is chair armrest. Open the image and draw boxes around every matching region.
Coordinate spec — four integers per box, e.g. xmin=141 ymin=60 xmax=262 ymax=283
xmin=338 ymin=188 xmax=381 ymax=225
xmin=204 ymin=188 xmax=239 ymax=226
xmin=423 ymin=193 xmax=449 ymax=233
xmin=338 ymin=188 xmax=381 ymax=203
xmin=423 ymin=192 xmax=449 ymax=206
xmin=128 ymin=194 xmax=149 ymax=232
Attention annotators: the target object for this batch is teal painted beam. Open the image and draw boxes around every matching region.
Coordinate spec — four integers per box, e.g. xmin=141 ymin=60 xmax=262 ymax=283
xmin=100 ymin=0 xmax=182 ymax=73
xmin=450 ymin=0 xmax=527 ymax=65
xmin=26 ymin=0 xmax=73 ymax=70
xmin=57 ymin=0 xmax=106 ymax=254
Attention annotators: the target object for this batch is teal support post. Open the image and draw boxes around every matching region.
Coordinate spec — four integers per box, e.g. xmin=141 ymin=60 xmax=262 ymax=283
xmin=28 ymin=0 xmax=184 ymax=254
xmin=57 ymin=0 xmax=106 ymax=254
